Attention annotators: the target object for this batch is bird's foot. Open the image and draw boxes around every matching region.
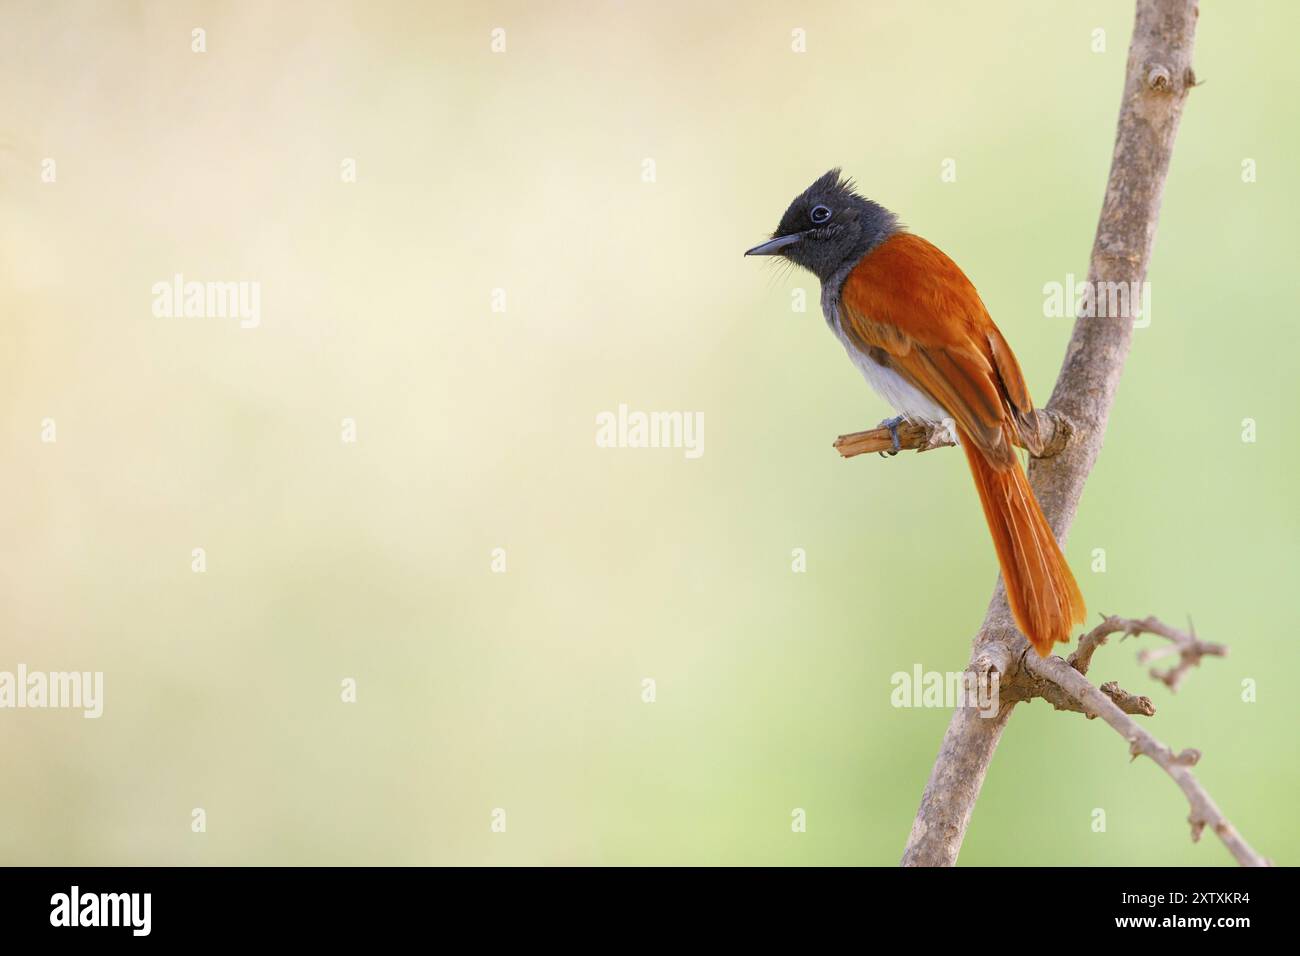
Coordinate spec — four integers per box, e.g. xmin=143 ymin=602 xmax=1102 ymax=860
xmin=877 ymin=415 xmax=905 ymax=457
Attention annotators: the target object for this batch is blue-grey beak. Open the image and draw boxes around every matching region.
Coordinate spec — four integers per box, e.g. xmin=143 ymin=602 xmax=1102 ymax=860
xmin=744 ymin=233 xmax=802 ymax=256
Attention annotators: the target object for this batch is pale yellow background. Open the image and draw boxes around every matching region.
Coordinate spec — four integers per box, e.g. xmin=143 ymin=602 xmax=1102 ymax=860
xmin=1 ymin=1 xmax=1296 ymax=865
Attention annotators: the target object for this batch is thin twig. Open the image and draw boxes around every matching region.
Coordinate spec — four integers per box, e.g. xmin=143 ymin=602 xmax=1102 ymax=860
xmin=1026 ymin=654 xmax=1270 ymax=867
xmin=833 ymin=411 xmax=1070 ymax=459
xmin=1069 ymin=614 xmax=1227 ymax=689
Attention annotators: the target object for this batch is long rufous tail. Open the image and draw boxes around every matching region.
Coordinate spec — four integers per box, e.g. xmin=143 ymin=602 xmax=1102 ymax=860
xmin=959 ymin=430 xmax=1086 ymax=656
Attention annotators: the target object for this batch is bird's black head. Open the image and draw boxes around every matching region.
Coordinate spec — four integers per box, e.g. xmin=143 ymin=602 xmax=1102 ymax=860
xmin=745 ymin=169 xmax=899 ymax=286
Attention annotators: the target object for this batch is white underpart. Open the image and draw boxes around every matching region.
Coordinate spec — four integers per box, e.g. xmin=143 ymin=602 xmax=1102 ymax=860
xmin=825 ymin=304 xmax=950 ymax=425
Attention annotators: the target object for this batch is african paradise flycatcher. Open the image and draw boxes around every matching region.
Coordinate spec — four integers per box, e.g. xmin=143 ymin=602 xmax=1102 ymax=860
xmin=746 ymin=169 xmax=1085 ymax=656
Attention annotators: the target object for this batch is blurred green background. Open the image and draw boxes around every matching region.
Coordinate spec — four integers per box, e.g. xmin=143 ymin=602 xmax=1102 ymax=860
xmin=1 ymin=0 xmax=1296 ymax=866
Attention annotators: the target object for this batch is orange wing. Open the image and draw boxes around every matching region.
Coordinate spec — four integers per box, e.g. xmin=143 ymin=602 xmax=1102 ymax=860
xmin=838 ymin=232 xmax=1084 ymax=654
xmin=837 ymin=232 xmax=1040 ymax=464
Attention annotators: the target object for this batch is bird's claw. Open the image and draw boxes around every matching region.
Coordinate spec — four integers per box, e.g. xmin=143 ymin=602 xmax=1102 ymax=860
xmin=876 ymin=415 xmax=905 ymax=458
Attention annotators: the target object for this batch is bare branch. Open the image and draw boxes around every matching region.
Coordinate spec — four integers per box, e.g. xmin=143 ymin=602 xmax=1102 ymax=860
xmin=833 ymin=411 xmax=1070 ymax=460
xmin=1069 ymin=614 xmax=1227 ymax=689
xmin=1023 ymin=673 xmax=1156 ymax=718
xmin=1026 ymin=654 xmax=1271 ymax=867
xmin=987 ymin=611 xmax=1258 ymax=862
xmin=1138 ymin=622 xmax=1228 ymax=693
xmin=833 ymin=420 xmax=953 ymax=458
xmin=1098 ymin=681 xmax=1157 ymax=717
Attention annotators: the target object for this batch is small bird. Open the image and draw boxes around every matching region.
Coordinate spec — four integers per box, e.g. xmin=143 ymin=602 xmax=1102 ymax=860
xmin=746 ymin=169 xmax=1084 ymax=656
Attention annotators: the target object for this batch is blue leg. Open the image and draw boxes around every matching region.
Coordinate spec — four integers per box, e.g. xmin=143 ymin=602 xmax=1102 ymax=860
xmin=878 ymin=415 xmax=905 ymax=457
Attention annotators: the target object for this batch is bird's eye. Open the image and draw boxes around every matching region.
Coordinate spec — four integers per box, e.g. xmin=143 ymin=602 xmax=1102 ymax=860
xmin=810 ymin=205 xmax=832 ymax=225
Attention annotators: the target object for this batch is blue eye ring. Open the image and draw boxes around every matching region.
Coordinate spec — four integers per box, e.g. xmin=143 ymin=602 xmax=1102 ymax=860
xmin=810 ymin=204 xmax=832 ymax=225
